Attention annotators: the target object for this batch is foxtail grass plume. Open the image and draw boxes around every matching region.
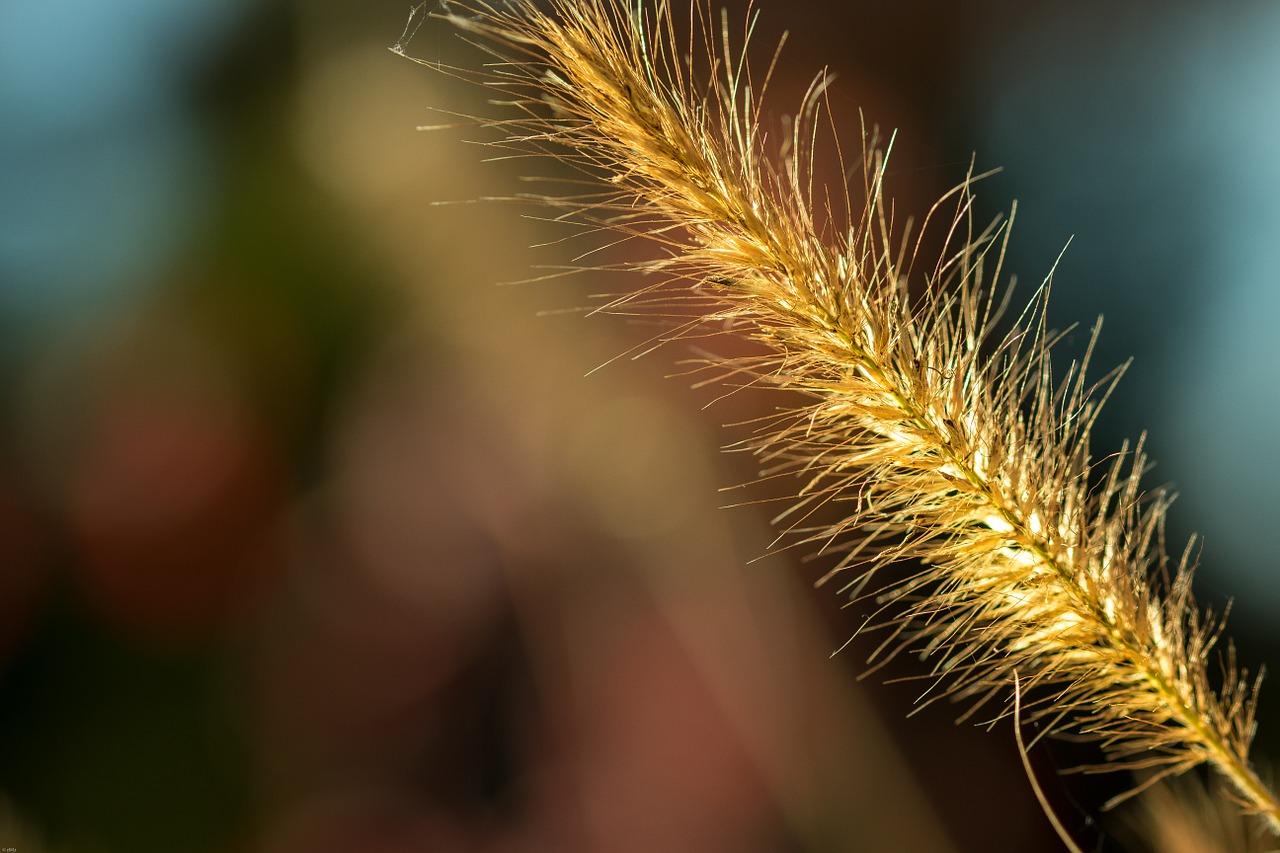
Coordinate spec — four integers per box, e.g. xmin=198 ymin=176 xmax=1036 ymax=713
xmin=398 ymin=0 xmax=1280 ymax=835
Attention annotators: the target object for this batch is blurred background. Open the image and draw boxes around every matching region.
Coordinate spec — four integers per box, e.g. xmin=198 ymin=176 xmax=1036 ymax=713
xmin=1 ymin=0 xmax=1279 ymax=850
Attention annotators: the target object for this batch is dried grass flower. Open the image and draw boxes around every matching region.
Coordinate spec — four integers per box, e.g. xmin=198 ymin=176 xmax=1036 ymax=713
xmin=397 ymin=0 xmax=1280 ymax=837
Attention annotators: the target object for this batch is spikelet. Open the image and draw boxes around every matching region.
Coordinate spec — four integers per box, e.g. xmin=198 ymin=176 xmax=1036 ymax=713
xmin=400 ymin=0 xmax=1280 ymax=833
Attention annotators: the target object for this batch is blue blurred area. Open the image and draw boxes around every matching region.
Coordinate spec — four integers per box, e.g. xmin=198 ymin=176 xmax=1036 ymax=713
xmin=967 ymin=1 xmax=1280 ymax=626
xmin=1164 ymin=4 xmax=1280 ymax=621
xmin=0 ymin=0 xmax=249 ymax=347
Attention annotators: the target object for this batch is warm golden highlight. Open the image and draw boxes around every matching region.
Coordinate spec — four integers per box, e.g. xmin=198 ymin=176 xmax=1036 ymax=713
xmin=400 ymin=0 xmax=1280 ymax=835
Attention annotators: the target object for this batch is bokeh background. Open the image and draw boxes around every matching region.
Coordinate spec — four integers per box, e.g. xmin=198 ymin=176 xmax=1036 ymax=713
xmin=2 ymin=0 xmax=1279 ymax=851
